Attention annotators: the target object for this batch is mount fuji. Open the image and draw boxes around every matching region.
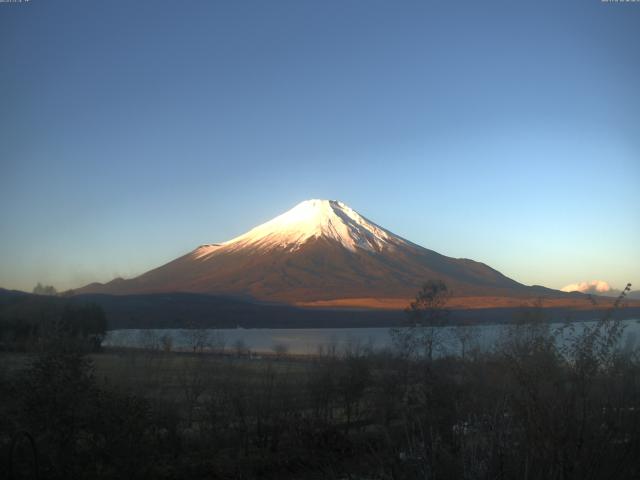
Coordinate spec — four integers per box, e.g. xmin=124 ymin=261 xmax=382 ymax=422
xmin=76 ymin=199 xmax=566 ymax=306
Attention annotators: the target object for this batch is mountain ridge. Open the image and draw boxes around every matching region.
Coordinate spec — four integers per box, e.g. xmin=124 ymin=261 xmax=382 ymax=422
xmin=74 ymin=199 xmax=582 ymax=305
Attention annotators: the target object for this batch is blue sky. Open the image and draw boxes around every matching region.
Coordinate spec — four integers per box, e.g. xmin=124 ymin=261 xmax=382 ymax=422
xmin=1 ymin=0 xmax=639 ymax=292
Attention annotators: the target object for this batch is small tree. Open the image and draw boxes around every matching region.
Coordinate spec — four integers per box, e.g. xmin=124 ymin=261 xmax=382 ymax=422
xmin=211 ymin=329 xmax=226 ymax=354
xmin=272 ymin=343 xmax=288 ymax=359
xmin=179 ymin=356 xmax=207 ymax=426
xmin=454 ymin=319 xmax=479 ymax=360
xmin=18 ymin=344 xmax=96 ymax=476
xmin=234 ymin=338 xmax=248 ymax=357
xmin=393 ymin=280 xmax=451 ymax=361
xmin=137 ymin=329 xmax=160 ymax=351
xmin=185 ymin=320 xmax=211 ymax=353
xmin=337 ymin=354 xmax=371 ymax=434
xmin=160 ymin=334 xmax=173 ymax=353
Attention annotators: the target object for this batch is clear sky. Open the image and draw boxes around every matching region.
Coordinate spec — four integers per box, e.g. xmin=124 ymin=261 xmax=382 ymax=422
xmin=1 ymin=0 xmax=638 ymax=293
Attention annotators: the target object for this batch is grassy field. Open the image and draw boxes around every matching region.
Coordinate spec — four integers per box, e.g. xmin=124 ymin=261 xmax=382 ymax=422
xmin=96 ymin=350 xmax=311 ymax=400
xmin=1 ymin=348 xmax=313 ymax=402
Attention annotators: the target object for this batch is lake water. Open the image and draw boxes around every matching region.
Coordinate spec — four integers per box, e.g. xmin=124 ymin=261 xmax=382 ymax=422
xmin=104 ymin=318 xmax=640 ymax=356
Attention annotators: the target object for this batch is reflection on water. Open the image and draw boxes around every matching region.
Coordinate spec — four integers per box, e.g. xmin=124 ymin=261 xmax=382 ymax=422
xmin=104 ymin=319 xmax=640 ymax=356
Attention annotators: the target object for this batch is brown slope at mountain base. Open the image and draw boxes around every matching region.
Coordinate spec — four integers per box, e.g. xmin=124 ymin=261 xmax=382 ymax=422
xmin=296 ymin=296 xmax=640 ymax=310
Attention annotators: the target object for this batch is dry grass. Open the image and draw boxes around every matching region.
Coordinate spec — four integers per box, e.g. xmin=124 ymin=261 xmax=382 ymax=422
xmin=93 ymin=350 xmax=311 ymax=400
xmin=295 ymin=295 xmax=638 ymax=310
xmin=0 ymin=349 xmax=312 ymax=403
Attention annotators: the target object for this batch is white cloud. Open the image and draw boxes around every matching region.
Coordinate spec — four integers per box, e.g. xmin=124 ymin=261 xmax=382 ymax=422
xmin=561 ymin=280 xmax=612 ymax=294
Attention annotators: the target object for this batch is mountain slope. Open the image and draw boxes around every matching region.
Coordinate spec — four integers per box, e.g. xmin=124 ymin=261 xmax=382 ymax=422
xmin=75 ymin=199 xmax=558 ymax=303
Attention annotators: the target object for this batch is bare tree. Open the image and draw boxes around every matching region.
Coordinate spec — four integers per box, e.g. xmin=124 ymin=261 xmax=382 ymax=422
xmin=179 ymin=356 xmax=207 ymax=426
xmin=185 ymin=322 xmax=211 ymax=353
xmin=160 ymin=334 xmax=173 ymax=353
xmin=137 ymin=329 xmax=160 ymax=351
xmin=211 ymin=329 xmax=226 ymax=354
xmin=272 ymin=343 xmax=288 ymax=359
xmin=337 ymin=354 xmax=371 ymax=434
xmin=453 ymin=320 xmax=479 ymax=360
xmin=392 ymin=280 xmax=451 ymax=361
xmin=234 ymin=338 xmax=248 ymax=357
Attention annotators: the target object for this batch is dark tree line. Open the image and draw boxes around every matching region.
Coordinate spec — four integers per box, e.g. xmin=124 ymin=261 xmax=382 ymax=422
xmin=0 ymin=294 xmax=107 ymax=351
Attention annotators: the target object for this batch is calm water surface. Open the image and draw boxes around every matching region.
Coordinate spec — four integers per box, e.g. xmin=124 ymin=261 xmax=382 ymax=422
xmin=105 ymin=318 xmax=640 ymax=356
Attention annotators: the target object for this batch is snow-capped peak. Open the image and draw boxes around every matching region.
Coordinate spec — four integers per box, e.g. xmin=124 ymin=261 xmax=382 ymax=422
xmin=217 ymin=199 xmax=406 ymax=253
xmin=192 ymin=243 xmax=223 ymax=259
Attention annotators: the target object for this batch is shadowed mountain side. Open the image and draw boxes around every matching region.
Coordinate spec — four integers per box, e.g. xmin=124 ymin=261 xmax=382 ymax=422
xmin=2 ymin=290 xmax=638 ymax=329
xmin=58 ymin=293 xmax=640 ymax=329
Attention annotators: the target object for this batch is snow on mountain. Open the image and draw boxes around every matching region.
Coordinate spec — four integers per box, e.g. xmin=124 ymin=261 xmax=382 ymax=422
xmin=192 ymin=243 xmax=223 ymax=259
xmin=195 ymin=199 xmax=407 ymax=257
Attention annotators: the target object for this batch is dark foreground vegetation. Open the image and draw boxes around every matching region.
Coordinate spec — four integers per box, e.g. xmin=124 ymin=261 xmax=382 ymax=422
xmin=1 ymin=285 xmax=639 ymax=479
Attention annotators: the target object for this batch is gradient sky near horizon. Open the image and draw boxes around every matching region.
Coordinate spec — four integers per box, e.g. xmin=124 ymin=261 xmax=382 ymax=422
xmin=1 ymin=0 xmax=639 ymax=293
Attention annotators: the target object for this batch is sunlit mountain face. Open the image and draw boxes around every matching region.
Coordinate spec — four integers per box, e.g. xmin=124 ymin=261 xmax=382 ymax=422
xmin=75 ymin=199 xmax=570 ymax=305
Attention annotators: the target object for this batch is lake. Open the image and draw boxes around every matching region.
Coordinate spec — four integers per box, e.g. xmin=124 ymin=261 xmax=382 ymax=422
xmin=104 ymin=318 xmax=640 ymax=356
